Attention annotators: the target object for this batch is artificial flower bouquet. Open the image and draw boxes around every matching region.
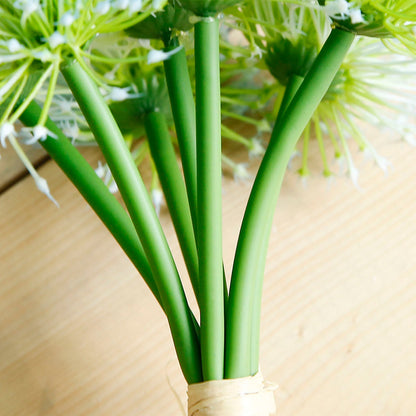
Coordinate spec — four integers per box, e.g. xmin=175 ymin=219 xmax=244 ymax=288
xmin=1 ymin=0 xmax=415 ymax=414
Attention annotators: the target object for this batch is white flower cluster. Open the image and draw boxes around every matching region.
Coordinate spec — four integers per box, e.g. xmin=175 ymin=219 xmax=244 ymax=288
xmin=0 ymin=0 xmax=167 ymax=203
xmin=323 ymin=0 xmax=365 ymax=24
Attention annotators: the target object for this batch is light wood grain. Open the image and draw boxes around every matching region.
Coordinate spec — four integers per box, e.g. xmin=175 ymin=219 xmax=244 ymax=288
xmin=0 ymin=138 xmax=415 ymax=415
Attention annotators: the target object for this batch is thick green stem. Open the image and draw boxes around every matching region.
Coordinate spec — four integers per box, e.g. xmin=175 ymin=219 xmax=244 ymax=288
xmin=61 ymin=60 xmax=202 ymax=384
xmin=163 ymin=37 xmax=198 ymax=234
xmin=249 ymin=75 xmax=304 ymax=375
xmin=19 ymin=101 xmax=162 ymax=306
xmin=144 ymin=111 xmax=199 ymax=301
xmin=226 ymin=29 xmax=355 ymax=379
xmin=195 ymin=17 xmax=224 ymax=381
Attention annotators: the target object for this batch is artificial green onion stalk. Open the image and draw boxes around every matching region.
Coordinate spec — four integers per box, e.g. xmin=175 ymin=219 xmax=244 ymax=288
xmin=177 ymin=0 xmax=242 ymax=381
xmin=195 ymin=16 xmax=225 ymax=381
xmin=162 ymin=24 xmax=230 ymax=346
xmin=127 ymin=4 xmax=198 ymax=234
xmin=61 ymin=59 xmax=202 ymax=384
xmin=144 ymin=110 xmax=199 ymax=300
xmin=249 ymin=74 xmax=304 ymax=375
xmin=163 ymin=38 xmax=198 ymax=234
xmin=226 ymin=28 xmax=355 ymax=379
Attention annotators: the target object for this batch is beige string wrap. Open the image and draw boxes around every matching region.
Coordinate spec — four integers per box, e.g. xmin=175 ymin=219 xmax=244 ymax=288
xmin=187 ymin=372 xmax=277 ymax=416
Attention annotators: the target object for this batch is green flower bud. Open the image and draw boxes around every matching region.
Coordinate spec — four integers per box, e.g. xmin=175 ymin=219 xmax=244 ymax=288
xmin=110 ymin=73 xmax=171 ymax=137
xmin=126 ymin=4 xmax=194 ymax=43
xmin=265 ymin=34 xmax=318 ymax=86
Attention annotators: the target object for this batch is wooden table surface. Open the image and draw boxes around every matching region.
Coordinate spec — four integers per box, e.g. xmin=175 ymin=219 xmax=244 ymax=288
xmin=1 ymin=134 xmax=415 ymax=415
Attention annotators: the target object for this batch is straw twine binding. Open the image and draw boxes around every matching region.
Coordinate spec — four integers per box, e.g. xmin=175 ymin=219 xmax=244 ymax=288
xmin=187 ymin=372 xmax=277 ymax=416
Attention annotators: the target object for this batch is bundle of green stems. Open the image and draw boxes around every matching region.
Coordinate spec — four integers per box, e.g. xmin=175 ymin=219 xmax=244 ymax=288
xmin=2 ymin=0 xmax=415 ymax=393
xmin=19 ymin=23 xmax=353 ymax=387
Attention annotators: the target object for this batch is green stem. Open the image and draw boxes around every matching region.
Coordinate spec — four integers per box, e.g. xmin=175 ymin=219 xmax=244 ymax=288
xmin=61 ymin=59 xmax=202 ymax=384
xmin=195 ymin=17 xmax=224 ymax=381
xmin=144 ymin=111 xmax=199 ymax=301
xmin=163 ymin=37 xmax=198 ymax=234
xmin=249 ymin=75 xmax=304 ymax=376
xmin=18 ymin=101 xmax=162 ymax=305
xmin=226 ymin=29 xmax=355 ymax=379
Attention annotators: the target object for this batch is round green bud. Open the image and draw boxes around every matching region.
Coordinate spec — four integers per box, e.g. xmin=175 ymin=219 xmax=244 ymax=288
xmin=265 ymin=34 xmax=318 ymax=86
xmin=110 ymin=74 xmax=171 ymax=137
xmin=126 ymin=4 xmax=194 ymax=43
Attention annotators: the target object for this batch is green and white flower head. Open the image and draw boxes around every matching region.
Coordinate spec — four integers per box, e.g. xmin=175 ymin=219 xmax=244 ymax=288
xmin=293 ymin=38 xmax=416 ymax=185
xmin=318 ymin=0 xmax=416 ymax=53
xmin=230 ymin=1 xmax=329 ymax=84
xmin=0 ymin=0 xmax=166 ymax=201
xmin=227 ymin=0 xmax=416 ymax=183
xmin=0 ymin=0 xmax=167 ymax=129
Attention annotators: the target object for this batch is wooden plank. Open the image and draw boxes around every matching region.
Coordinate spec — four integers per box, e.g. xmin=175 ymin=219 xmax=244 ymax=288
xmin=0 ymin=139 xmax=415 ymax=415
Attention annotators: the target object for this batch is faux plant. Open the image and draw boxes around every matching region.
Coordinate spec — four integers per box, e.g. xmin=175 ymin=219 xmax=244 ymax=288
xmin=1 ymin=0 xmax=415 ymax=414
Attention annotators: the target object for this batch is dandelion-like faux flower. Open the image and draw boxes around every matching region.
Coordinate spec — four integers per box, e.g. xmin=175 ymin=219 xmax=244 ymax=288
xmin=303 ymin=38 xmax=416 ymax=184
xmin=230 ymin=1 xmax=328 ymax=84
xmin=0 ymin=0 xmax=165 ymax=201
xmin=0 ymin=0 xmax=165 ymax=132
xmin=226 ymin=1 xmax=416 ymax=183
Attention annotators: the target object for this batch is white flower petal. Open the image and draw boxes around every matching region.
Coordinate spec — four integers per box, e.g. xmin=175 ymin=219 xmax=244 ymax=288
xmin=95 ymin=1 xmax=111 ymax=15
xmin=48 ymin=31 xmax=67 ymax=49
xmin=233 ymin=163 xmax=251 ymax=182
xmin=35 ymin=176 xmax=59 ymax=207
xmin=151 ymin=189 xmax=164 ymax=217
xmin=129 ymin=0 xmax=143 ymax=14
xmin=350 ymin=9 xmax=365 ymax=24
xmin=33 ymin=49 xmax=56 ymax=62
xmin=249 ymin=138 xmax=265 ymax=159
xmin=113 ymin=0 xmax=129 ymax=10
xmin=147 ymin=46 xmax=183 ymax=64
xmin=0 ymin=123 xmax=16 ymax=148
xmin=6 ymin=39 xmax=24 ymax=53
xmin=58 ymin=11 xmax=77 ymax=27
xmin=24 ymin=125 xmax=58 ymax=144
xmin=152 ymin=0 xmax=165 ymax=9
xmin=107 ymin=87 xmax=131 ymax=102
xmin=95 ymin=161 xmax=106 ymax=178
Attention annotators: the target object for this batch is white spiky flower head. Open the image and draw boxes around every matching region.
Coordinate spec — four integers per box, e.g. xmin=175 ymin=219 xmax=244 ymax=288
xmin=232 ymin=1 xmax=330 ymax=85
xmin=226 ymin=1 xmax=416 ymax=181
xmin=293 ymin=38 xmax=416 ymax=181
xmin=0 ymin=0 xmax=167 ymax=131
xmin=0 ymin=0 xmax=166 ymax=200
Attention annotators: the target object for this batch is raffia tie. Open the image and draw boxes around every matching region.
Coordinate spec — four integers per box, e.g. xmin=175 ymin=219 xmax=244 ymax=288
xmin=187 ymin=372 xmax=277 ymax=416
